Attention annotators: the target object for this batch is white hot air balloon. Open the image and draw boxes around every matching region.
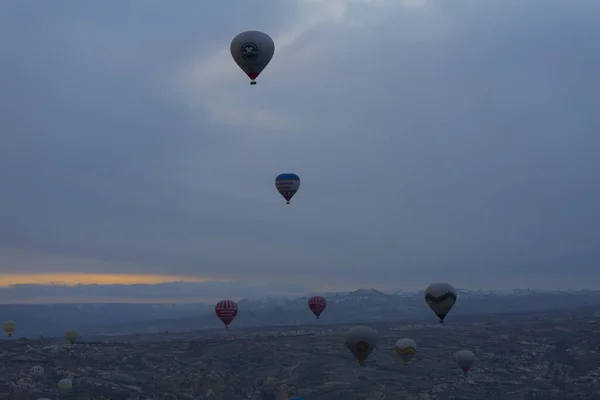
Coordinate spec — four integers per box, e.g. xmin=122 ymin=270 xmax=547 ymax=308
xmin=425 ymin=283 xmax=457 ymax=323
xmin=230 ymin=31 xmax=275 ymax=85
xmin=455 ymin=349 xmax=476 ymax=374
xmin=394 ymin=338 xmax=417 ymax=364
xmin=30 ymin=365 xmax=44 ymax=375
xmin=344 ymin=326 xmax=378 ymax=366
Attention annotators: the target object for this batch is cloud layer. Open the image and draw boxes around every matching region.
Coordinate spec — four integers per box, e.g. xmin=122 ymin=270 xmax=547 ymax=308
xmin=1 ymin=0 xmax=599 ymax=301
xmin=0 ymin=280 xmax=310 ymax=304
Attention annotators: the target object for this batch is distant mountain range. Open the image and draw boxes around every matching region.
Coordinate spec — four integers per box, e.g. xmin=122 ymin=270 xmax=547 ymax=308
xmin=2 ymin=288 xmax=600 ymax=338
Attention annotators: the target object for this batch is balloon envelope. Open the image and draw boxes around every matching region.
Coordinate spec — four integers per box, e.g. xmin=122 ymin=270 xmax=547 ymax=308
xmin=425 ymin=283 xmax=457 ymax=323
xmin=455 ymin=349 xmax=476 ymax=374
xmin=65 ymin=330 xmax=79 ymax=344
xmin=30 ymin=365 xmax=44 ymax=375
xmin=215 ymin=300 xmax=238 ymax=328
xmin=344 ymin=326 xmax=378 ymax=366
xmin=230 ymin=31 xmax=275 ymax=84
xmin=58 ymin=378 xmax=73 ymax=391
xmin=395 ymin=338 xmax=417 ymax=364
xmin=275 ymin=173 xmax=300 ymax=204
xmin=3 ymin=320 xmax=16 ymax=336
xmin=308 ymin=296 xmax=327 ymax=318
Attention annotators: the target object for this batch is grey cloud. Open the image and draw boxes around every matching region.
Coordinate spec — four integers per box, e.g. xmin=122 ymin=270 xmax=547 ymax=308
xmin=0 ymin=280 xmax=309 ymax=303
xmin=1 ymin=0 xmax=599 ymax=292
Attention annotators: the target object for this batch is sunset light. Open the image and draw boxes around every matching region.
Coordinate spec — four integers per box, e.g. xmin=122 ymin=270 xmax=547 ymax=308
xmin=0 ymin=273 xmax=230 ymax=287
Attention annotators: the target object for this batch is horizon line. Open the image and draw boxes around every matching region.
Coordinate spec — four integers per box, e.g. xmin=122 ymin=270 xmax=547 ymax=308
xmin=1 ymin=287 xmax=600 ymax=306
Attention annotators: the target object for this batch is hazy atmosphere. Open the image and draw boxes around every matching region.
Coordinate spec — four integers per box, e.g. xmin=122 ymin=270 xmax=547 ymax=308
xmin=1 ymin=0 xmax=599 ymax=303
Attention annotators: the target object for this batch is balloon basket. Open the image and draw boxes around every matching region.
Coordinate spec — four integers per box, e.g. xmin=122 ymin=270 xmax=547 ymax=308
xmin=250 ymin=81 xmax=257 ymax=85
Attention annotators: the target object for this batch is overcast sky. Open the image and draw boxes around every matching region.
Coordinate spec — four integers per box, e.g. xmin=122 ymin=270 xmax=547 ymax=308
xmin=1 ymin=0 xmax=599 ymax=303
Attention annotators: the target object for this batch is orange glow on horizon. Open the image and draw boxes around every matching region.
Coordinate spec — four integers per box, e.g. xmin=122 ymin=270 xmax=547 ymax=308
xmin=0 ymin=273 xmax=231 ymax=287
xmin=0 ymin=296 xmax=222 ymax=304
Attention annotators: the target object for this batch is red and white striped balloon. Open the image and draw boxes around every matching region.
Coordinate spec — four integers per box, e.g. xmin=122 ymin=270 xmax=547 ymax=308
xmin=215 ymin=300 xmax=238 ymax=328
xmin=308 ymin=296 xmax=327 ymax=319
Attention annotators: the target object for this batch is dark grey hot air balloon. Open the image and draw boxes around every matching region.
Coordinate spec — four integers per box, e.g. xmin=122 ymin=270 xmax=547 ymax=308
xmin=275 ymin=173 xmax=300 ymax=204
xmin=425 ymin=283 xmax=457 ymax=323
xmin=230 ymin=31 xmax=275 ymax=85
xmin=455 ymin=349 xmax=476 ymax=374
xmin=344 ymin=326 xmax=378 ymax=366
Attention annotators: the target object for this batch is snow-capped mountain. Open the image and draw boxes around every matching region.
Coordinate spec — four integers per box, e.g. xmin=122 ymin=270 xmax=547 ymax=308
xmin=240 ymin=287 xmax=600 ymax=307
xmin=226 ymin=288 xmax=600 ymax=324
xmin=7 ymin=288 xmax=600 ymax=337
xmin=174 ymin=288 xmax=600 ymax=333
xmin=331 ymin=288 xmax=394 ymax=304
xmin=454 ymin=288 xmax=591 ymax=298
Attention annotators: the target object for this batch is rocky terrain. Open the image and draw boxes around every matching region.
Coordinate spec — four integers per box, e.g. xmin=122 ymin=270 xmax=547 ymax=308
xmin=1 ymin=306 xmax=600 ymax=399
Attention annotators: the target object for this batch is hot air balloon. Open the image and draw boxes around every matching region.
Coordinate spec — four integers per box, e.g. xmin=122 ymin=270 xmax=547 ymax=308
xmin=308 ymin=296 xmax=327 ymax=319
xmin=30 ymin=365 xmax=44 ymax=375
xmin=344 ymin=326 xmax=378 ymax=366
xmin=65 ymin=329 xmax=79 ymax=345
xmin=275 ymin=173 xmax=300 ymax=204
xmin=58 ymin=378 xmax=73 ymax=393
xmin=425 ymin=283 xmax=457 ymax=323
xmin=215 ymin=300 xmax=238 ymax=329
xmin=394 ymin=338 xmax=417 ymax=364
xmin=3 ymin=320 xmax=16 ymax=337
xmin=455 ymin=349 xmax=476 ymax=374
xmin=230 ymin=31 xmax=275 ymax=85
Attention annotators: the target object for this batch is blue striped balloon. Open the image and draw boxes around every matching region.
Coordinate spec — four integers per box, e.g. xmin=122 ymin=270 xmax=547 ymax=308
xmin=275 ymin=173 xmax=300 ymax=204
